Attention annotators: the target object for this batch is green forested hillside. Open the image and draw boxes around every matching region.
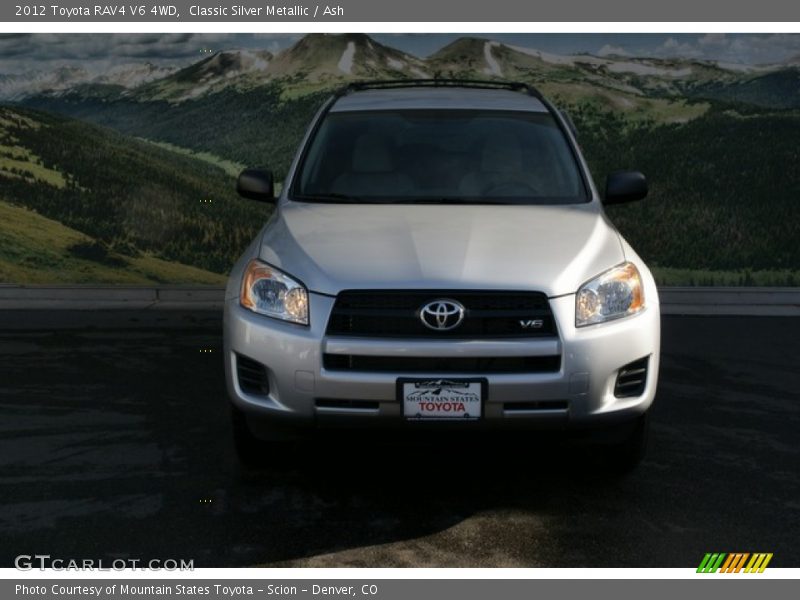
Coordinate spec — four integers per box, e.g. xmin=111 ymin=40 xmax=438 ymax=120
xmin=572 ymin=104 xmax=800 ymax=273
xmin=0 ymin=106 xmax=270 ymax=280
xmin=0 ymin=199 xmax=225 ymax=284
xmin=24 ymin=84 xmax=328 ymax=182
xmin=683 ymin=68 xmax=800 ymax=110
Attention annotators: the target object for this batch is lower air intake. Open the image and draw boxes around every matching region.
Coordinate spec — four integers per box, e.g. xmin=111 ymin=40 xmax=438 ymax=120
xmin=236 ymin=354 xmax=270 ymax=397
xmin=614 ymin=357 xmax=649 ymax=398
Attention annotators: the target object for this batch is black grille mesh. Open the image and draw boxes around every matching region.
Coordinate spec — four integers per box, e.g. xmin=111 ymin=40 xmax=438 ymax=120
xmin=326 ymin=290 xmax=556 ymax=338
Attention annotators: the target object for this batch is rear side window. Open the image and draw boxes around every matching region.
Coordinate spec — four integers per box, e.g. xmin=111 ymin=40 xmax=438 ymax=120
xmin=294 ymin=109 xmax=586 ymax=204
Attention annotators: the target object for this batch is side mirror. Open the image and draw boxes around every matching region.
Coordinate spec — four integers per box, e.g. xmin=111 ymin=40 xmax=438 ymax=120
xmin=237 ymin=168 xmax=275 ymax=202
xmin=604 ymin=171 xmax=648 ymax=205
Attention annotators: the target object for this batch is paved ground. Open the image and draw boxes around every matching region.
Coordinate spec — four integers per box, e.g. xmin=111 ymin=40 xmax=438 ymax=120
xmin=0 ymin=312 xmax=798 ymax=567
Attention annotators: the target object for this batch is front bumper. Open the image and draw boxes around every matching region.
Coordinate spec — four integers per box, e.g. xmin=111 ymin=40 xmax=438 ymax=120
xmin=224 ymin=290 xmax=660 ymax=431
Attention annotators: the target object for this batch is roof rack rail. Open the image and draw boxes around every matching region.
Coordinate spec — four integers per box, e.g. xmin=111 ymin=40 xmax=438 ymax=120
xmin=326 ymin=78 xmax=576 ymax=146
xmin=338 ymin=78 xmax=545 ymax=100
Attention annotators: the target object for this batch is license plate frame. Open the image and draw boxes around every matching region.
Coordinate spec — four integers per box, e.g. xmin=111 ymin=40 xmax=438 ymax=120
xmin=398 ymin=377 xmax=486 ymax=421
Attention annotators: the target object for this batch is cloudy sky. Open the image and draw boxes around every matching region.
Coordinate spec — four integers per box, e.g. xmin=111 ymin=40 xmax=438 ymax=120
xmin=1 ymin=33 xmax=799 ymax=75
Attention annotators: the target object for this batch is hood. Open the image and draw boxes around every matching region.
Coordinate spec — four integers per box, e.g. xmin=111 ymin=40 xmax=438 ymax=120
xmin=259 ymin=202 xmax=624 ymax=297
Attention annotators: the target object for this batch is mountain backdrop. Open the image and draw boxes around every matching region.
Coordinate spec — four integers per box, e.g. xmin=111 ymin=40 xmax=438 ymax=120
xmin=2 ymin=33 xmax=799 ymax=285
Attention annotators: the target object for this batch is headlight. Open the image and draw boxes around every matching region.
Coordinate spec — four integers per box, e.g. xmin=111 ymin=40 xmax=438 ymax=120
xmin=240 ymin=259 xmax=309 ymax=325
xmin=576 ymin=262 xmax=644 ymax=327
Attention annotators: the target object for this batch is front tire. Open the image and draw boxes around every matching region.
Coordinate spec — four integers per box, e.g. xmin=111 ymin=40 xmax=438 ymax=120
xmin=601 ymin=412 xmax=650 ymax=474
xmin=231 ymin=407 xmax=274 ymax=468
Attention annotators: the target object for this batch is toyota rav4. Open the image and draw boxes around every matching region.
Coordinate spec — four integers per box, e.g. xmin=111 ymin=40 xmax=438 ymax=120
xmin=224 ymin=80 xmax=660 ymax=470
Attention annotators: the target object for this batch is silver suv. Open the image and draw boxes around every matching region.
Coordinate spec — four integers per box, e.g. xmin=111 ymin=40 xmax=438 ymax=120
xmin=224 ymin=80 xmax=660 ymax=469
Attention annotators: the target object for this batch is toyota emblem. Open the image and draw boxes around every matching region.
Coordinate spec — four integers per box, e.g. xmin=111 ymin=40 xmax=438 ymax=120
xmin=419 ymin=299 xmax=465 ymax=331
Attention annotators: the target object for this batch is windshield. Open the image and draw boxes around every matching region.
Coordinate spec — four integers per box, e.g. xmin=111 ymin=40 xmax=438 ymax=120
xmin=293 ymin=109 xmax=586 ymax=204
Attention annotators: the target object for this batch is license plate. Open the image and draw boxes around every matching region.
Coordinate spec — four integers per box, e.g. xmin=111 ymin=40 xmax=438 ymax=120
xmin=400 ymin=378 xmax=484 ymax=420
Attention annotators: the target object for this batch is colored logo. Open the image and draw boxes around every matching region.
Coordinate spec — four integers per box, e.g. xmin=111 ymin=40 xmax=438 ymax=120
xmin=697 ymin=553 xmax=773 ymax=573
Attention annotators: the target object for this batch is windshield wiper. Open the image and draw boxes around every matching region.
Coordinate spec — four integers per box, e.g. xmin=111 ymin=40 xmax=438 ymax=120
xmin=296 ymin=195 xmax=520 ymax=205
xmin=295 ymin=193 xmax=364 ymax=203
xmin=401 ymin=197 xmax=517 ymax=205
